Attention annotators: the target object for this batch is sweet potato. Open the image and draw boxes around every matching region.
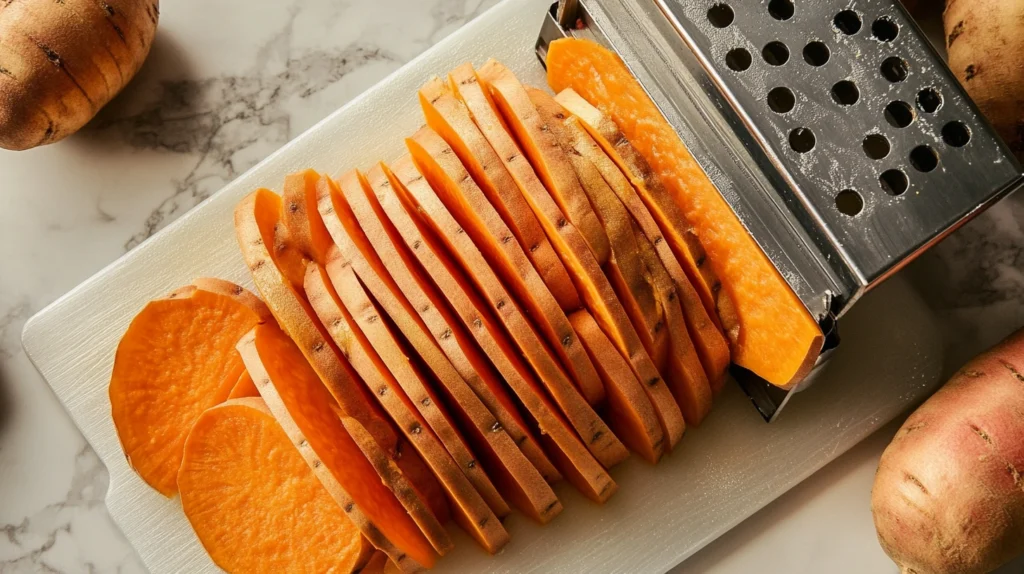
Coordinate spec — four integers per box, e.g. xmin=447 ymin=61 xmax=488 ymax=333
xmin=340 ymin=165 xmax=564 ymax=523
xmin=546 ymin=38 xmax=823 ymax=388
xmin=237 ymin=325 xmax=438 ymax=571
xmin=554 ymin=88 xmax=731 ymax=391
xmin=109 ymin=279 xmax=268 ymax=496
xmin=475 ymin=60 xmax=611 ymax=265
xmin=872 ymin=329 xmax=1024 ymax=574
xmin=419 ymin=76 xmax=580 ymax=312
xmin=234 ymin=189 xmax=444 ymax=521
xmin=282 ymin=169 xmax=335 ymax=263
xmin=389 ymin=153 xmax=629 ymax=470
xmin=0 ymin=0 xmax=159 ymax=150
xmin=380 ymin=159 xmax=618 ymax=503
xmin=406 ymin=125 xmax=606 ymax=408
xmin=177 ymin=398 xmax=373 ymax=574
xmin=227 ymin=368 xmax=258 ymax=399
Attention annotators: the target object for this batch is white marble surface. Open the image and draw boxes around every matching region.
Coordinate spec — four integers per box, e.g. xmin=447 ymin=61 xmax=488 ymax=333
xmin=0 ymin=0 xmax=1022 ymax=572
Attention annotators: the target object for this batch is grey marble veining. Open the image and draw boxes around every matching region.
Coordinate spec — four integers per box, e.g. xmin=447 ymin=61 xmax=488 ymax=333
xmin=1 ymin=0 xmax=1022 ymax=572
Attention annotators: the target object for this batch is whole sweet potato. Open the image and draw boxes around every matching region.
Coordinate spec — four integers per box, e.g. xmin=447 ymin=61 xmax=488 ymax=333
xmin=0 ymin=0 xmax=159 ymax=151
xmin=872 ymin=329 xmax=1024 ymax=574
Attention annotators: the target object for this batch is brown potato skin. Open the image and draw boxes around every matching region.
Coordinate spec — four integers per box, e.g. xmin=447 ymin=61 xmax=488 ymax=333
xmin=944 ymin=0 xmax=1024 ymax=161
xmin=872 ymin=329 xmax=1024 ymax=574
xmin=0 ymin=0 xmax=159 ymax=150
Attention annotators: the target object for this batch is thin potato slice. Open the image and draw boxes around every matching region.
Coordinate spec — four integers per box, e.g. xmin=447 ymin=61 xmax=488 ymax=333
xmin=238 ymin=325 xmax=437 ymax=571
xmin=227 ymin=368 xmax=259 ymax=399
xmin=282 ymin=169 xmax=334 ymax=263
xmin=406 ymin=126 xmax=605 ymax=408
xmin=178 ymin=398 xmax=374 ymax=574
xmin=474 ymin=60 xmax=611 ymax=265
xmin=378 ymin=159 xmax=618 ymax=503
xmin=418 ymin=77 xmax=580 ymax=313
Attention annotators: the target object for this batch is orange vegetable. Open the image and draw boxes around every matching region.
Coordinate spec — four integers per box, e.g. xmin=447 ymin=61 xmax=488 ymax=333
xmin=227 ymin=368 xmax=259 ymax=399
xmin=177 ymin=398 xmax=373 ymax=574
xmin=406 ymin=125 xmax=605 ymax=408
xmin=282 ymin=169 xmax=334 ymax=263
xmin=476 ymin=59 xmax=611 ymax=265
xmin=390 ymin=154 xmax=628 ymax=470
xmin=419 ymin=76 xmax=580 ymax=313
xmin=380 ymin=159 xmax=618 ymax=503
xmin=547 ymin=38 xmax=823 ymax=388
xmin=237 ymin=324 xmax=438 ymax=571
xmin=109 ymin=279 xmax=269 ymax=496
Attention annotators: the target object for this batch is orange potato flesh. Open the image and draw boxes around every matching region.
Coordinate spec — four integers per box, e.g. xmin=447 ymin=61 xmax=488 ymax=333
xmin=547 ymin=39 xmax=823 ymax=388
xmin=237 ymin=325 xmax=436 ymax=571
xmin=389 ymin=154 xmax=629 ymax=470
xmin=379 ymin=159 xmax=618 ymax=503
xmin=475 ymin=60 xmax=611 ymax=265
xmin=419 ymin=76 xmax=581 ymax=313
xmin=178 ymin=398 xmax=374 ymax=574
xmin=553 ymin=88 xmax=731 ymax=390
xmin=233 ymin=189 xmax=443 ymax=523
xmin=227 ymin=368 xmax=259 ymax=399
xmin=282 ymin=169 xmax=335 ymax=264
xmin=109 ymin=283 xmax=268 ymax=496
xmin=406 ymin=126 xmax=606 ymax=408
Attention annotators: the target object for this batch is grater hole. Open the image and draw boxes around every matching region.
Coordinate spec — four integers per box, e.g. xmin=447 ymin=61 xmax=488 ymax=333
xmin=789 ymin=128 xmax=815 ymax=153
xmin=831 ymin=80 xmax=860 ymax=106
xmin=836 ymin=189 xmax=864 ymax=216
xmin=708 ymin=4 xmax=734 ymax=28
xmin=767 ymin=87 xmax=795 ymax=113
xmin=726 ymin=48 xmax=752 ymax=71
xmin=917 ymin=88 xmax=942 ymax=113
xmin=872 ymin=18 xmax=899 ymax=42
xmin=910 ymin=145 xmax=939 ymax=172
xmin=863 ymin=134 xmax=891 ymax=160
xmin=768 ymin=0 xmax=794 ymax=21
xmin=803 ymin=42 xmax=830 ymax=66
xmin=881 ymin=57 xmax=909 ymax=82
xmin=880 ymin=169 xmax=909 ymax=196
xmin=762 ymin=41 xmax=790 ymax=66
xmin=885 ymin=101 xmax=915 ymax=128
xmin=834 ymin=10 xmax=862 ymax=35
xmin=942 ymin=121 xmax=971 ymax=147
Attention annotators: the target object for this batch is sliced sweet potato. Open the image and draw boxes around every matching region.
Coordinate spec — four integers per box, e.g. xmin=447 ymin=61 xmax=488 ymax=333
xmin=190 ymin=277 xmax=273 ymax=321
xmin=418 ymin=77 xmax=580 ymax=313
xmin=344 ymin=165 xmax=564 ymax=523
xmin=389 ymin=154 xmax=628 ymax=470
xmin=554 ymin=88 xmax=731 ymax=389
xmin=178 ymin=398 xmax=374 ymax=574
xmin=282 ymin=168 xmax=334 ymax=263
xmin=227 ymin=368 xmax=259 ymax=399
xmin=379 ymin=159 xmax=618 ymax=503
xmin=547 ymin=38 xmax=823 ymax=388
xmin=109 ymin=280 xmax=269 ymax=496
xmin=473 ymin=60 xmax=611 ymax=265
xmin=406 ymin=126 xmax=605 ymax=408
xmin=234 ymin=189 xmax=444 ymax=520
xmin=569 ymin=310 xmax=663 ymax=463
xmin=360 ymin=551 xmax=390 ymax=574
xmin=237 ymin=326 xmax=436 ymax=571
xmin=306 ymin=256 xmax=511 ymax=552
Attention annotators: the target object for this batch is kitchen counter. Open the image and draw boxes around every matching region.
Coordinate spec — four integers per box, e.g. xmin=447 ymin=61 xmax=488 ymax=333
xmin=1 ymin=0 xmax=1023 ymax=572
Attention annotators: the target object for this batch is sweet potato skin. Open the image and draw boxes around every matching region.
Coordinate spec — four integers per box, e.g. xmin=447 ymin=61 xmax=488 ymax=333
xmin=872 ymin=329 xmax=1024 ymax=574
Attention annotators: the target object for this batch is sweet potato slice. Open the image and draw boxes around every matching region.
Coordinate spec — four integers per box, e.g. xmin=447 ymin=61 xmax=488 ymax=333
xmin=178 ymin=398 xmax=374 ymax=574
xmin=343 ymin=165 xmax=564 ymax=523
xmin=227 ymin=368 xmax=258 ymax=399
xmin=418 ymin=77 xmax=580 ymax=313
xmin=389 ymin=154 xmax=628 ymax=470
xmin=474 ymin=60 xmax=611 ymax=265
xmin=361 ymin=551 xmax=391 ymax=574
xmin=237 ymin=325 xmax=437 ymax=571
xmin=109 ymin=280 xmax=269 ymax=496
xmin=282 ymin=168 xmax=335 ymax=263
xmin=234 ymin=189 xmax=444 ymax=519
xmin=378 ymin=159 xmax=618 ymax=503
xmin=569 ymin=310 xmax=663 ymax=463
xmin=406 ymin=126 xmax=605 ymax=408
xmin=546 ymin=38 xmax=823 ymax=388
xmin=554 ymin=88 xmax=731 ymax=389
xmin=305 ymin=256 xmax=511 ymax=552
xmin=190 ymin=277 xmax=273 ymax=321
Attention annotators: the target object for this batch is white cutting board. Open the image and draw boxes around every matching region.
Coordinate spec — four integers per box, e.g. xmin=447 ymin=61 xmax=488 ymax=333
xmin=21 ymin=0 xmax=947 ymax=571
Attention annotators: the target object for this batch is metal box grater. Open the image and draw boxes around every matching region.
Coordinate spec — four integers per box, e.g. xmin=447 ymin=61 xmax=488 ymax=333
xmin=537 ymin=0 xmax=1024 ymax=420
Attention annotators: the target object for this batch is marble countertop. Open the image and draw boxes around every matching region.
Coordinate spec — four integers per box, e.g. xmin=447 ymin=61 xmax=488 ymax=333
xmin=2 ymin=0 xmax=1023 ymax=572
